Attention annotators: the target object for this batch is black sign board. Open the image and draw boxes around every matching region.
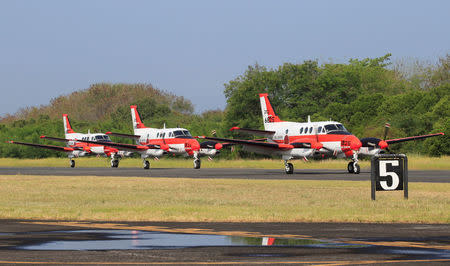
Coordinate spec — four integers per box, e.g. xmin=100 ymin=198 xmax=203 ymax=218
xmin=371 ymin=154 xmax=408 ymax=200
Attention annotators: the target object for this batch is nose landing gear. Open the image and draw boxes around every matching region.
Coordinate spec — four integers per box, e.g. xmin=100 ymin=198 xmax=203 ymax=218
xmin=143 ymin=159 xmax=150 ymax=169
xmin=69 ymin=159 xmax=75 ymax=168
xmin=347 ymin=151 xmax=360 ymax=174
xmin=284 ymin=160 xmax=294 ymax=174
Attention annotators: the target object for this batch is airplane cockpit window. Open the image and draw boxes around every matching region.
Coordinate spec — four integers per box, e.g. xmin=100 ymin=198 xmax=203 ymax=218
xmin=324 ymin=124 xmax=351 ymax=135
xmin=318 ymin=126 xmax=322 ymax=134
xmin=174 ymin=130 xmax=193 ymax=139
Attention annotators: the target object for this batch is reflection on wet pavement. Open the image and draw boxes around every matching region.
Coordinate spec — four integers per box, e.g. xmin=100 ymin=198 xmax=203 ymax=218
xmin=15 ymin=229 xmax=361 ymax=250
xmin=6 ymin=229 xmax=449 ymax=260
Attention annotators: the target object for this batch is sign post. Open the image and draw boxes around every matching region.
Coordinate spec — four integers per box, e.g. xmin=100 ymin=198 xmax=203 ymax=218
xmin=371 ymin=154 xmax=408 ymax=200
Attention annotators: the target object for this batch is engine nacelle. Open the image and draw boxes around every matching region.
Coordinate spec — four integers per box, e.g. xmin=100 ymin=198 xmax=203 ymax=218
xmin=144 ymin=149 xmax=164 ymax=157
xmin=199 ymin=148 xmax=218 ymax=157
xmin=71 ymin=150 xmax=87 ymax=157
xmin=289 ymin=148 xmax=314 ymax=158
xmin=118 ymin=151 xmax=133 ymax=157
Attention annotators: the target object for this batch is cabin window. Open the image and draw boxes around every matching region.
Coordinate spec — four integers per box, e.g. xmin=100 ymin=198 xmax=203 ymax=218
xmin=300 ymin=127 xmax=303 ymax=134
xmin=309 ymin=127 xmax=313 ymax=134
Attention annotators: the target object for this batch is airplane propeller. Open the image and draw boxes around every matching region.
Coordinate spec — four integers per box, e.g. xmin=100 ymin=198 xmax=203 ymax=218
xmin=360 ymin=123 xmax=391 ymax=152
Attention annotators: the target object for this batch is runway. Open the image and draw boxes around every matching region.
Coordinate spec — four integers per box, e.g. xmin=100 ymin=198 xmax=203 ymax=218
xmin=0 ymin=167 xmax=449 ymax=182
xmin=0 ymin=220 xmax=449 ymax=264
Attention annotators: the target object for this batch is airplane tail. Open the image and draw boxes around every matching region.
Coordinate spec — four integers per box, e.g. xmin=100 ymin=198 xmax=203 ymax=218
xmin=130 ymin=105 xmax=146 ymax=131
xmin=63 ymin=114 xmax=75 ymax=136
xmin=259 ymin=93 xmax=283 ymax=129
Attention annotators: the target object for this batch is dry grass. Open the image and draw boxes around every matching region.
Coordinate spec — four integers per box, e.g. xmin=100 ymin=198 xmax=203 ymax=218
xmin=0 ymin=155 xmax=448 ymax=170
xmin=0 ymin=175 xmax=448 ymax=223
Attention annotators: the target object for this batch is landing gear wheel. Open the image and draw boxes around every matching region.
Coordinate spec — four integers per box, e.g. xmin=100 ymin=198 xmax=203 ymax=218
xmin=193 ymin=159 xmax=201 ymax=169
xmin=70 ymin=159 xmax=75 ymax=168
xmin=111 ymin=160 xmax=119 ymax=168
xmin=143 ymin=160 xmax=150 ymax=169
xmin=285 ymin=163 xmax=294 ymax=174
xmin=353 ymin=163 xmax=360 ymax=174
xmin=347 ymin=162 xmax=354 ymax=173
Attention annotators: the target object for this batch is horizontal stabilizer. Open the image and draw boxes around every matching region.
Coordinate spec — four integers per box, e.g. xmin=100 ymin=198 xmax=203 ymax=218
xmin=106 ymin=132 xmax=140 ymax=139
xmin=40 ymin=136 xmax=72 ymax=142
xmin=75 ymin=139 xmax=161 ymax=152
xmin=230 ymin=127 xmax=276 ymax=138
xmin=203 ymin=136 xmax=293 ymax=150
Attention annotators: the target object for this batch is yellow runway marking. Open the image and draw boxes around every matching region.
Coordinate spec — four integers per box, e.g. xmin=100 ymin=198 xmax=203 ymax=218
xmin=0 ymin=259 xmax=450 ymax=265
xmin=21 ymin=221 xmax=314 ymax=239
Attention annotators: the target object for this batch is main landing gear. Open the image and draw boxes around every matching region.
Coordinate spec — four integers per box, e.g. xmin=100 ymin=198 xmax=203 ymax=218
xmin=284 ymin=160 xmax=294 ymax=174
xmin=69 ymin=159 xmax=75 ymax=168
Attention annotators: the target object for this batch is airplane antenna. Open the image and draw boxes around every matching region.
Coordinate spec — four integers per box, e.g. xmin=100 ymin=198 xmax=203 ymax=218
xmin=307 ymin=115 xmax=311 ymax=123
xmin=163 ymin=123 xmax=166 ymax=129
xmin=88 ymin=129 xmax=91 ymax=134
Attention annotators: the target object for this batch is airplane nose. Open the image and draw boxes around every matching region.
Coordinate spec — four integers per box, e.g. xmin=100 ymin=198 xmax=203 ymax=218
xmin=190 ymin=139 xmax=200 ymax=151
xmin=350 ymin=137 xmax=362 ymax=151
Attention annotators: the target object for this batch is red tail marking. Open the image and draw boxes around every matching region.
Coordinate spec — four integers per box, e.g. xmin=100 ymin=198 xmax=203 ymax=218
xmin=130 ymin=105 xmax=146 ymax=128
xmin=259 ymin=93 xmax=282 ymax=122
xmin=63 ymin=114 xmax=75 ymax=133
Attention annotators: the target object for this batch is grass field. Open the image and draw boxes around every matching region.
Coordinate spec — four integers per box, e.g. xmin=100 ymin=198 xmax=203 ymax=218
xmin=0 ymin=155 xmax=449 ymax=170
xmin=0 ymin=175 xmax=448 ymax=223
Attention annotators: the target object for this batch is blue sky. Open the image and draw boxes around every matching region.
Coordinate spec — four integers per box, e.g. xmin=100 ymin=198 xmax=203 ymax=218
xmin=0 ymin=0 xmax=448 ymax=117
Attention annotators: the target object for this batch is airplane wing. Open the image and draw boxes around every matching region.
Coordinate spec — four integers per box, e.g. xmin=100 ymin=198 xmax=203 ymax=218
xmin=7 ymin=141 xmax=75 ymax=152
xmin=73 ymin=139 xmax=162 ymax=152
xmin=230 ymin=127 xmax=276 ymax=138
xmin=106 ymin=132 xmax=140 ymax=139
xmin=200 ymin=136 xmax=293 ymax=150
xmin=386 ymin=133 xmax=444 ymax=145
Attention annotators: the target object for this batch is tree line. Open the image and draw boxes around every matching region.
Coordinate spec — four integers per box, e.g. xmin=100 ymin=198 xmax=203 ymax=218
xmin=0 ymin=54 xmax=448 ymax=158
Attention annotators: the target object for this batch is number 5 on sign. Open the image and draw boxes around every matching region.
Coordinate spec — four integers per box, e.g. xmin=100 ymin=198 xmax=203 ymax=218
xmin=379 ymin=160 xmax=400 ymax=190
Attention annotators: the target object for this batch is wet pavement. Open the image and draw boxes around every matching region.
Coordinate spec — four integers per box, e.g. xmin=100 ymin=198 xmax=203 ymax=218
xmin=1 ymin=220 xmax=449 ymax=264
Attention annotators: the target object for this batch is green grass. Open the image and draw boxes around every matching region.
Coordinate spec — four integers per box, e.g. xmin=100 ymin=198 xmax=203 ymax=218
xmin=0 ymin=155 xmax=449 ymax=170
xmin=0 ymin=175 xmax=448 ymax=223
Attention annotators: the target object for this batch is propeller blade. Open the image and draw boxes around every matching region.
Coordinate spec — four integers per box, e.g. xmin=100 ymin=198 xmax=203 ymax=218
xmin=383 ymin=123 xmax=390 ymax=141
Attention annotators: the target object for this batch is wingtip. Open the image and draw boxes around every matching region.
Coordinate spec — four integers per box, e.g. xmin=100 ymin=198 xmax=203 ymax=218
xmin=230 ymin=126 xmax=240 ymax=131
xmin=40 ymin=135 xmax=46 ymax=139
xmin=105 ymin=131 xmax=111 ymax=135
xmin=6 ymin=140 xmax=13 ymax=144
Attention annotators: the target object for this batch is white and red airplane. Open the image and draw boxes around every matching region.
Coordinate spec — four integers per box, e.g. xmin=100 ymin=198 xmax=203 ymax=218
xmin=8 ymin=114 xmax=131 ymax=168
xmin=76 ymin=105 xmax=225 ymax=169
xmin=201 ymin=93 xmax=444 ymax=174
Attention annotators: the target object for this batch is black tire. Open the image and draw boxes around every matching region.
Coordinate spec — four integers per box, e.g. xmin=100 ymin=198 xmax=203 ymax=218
xmin=347 ymin=162 xmax=354 ymax=173
xmin=111 ymin=160 xmax=119 ymax=168
xmin=194 ymin=159 xmax=201 ymax=169
xmin=70 ymin=159 xmax=75 ymax=168
xmin=143 ymin=160 xmax=150 ymax=169
xmin=285 ymin=163 xmax=294 ymax=174
xmin=353 ymin=163 xmax=360 ymax=174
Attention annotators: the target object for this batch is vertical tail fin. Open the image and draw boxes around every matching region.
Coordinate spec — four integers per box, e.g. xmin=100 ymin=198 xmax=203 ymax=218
xmin=62 ymin=114 xmax=75 ymax=135
xmin=130 ymin=105 xmax=146 ymax=130
xmin=259 ymin=93 xmax=283 ymax=129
